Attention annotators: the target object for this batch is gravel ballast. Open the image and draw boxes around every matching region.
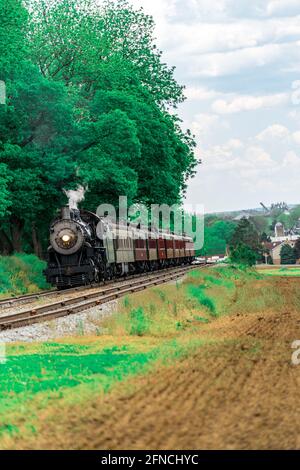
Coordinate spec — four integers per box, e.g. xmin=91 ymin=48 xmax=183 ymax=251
xmin=0 ymin=300 xmax=118 ymax=343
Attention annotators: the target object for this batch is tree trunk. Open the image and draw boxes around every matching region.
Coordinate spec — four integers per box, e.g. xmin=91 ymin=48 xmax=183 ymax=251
xmin=10 ymin=217 xmax=24 ymax=253
xmin=0 ymin=229 xmax=13 ymax=255
xmin=32 ymin=222 xmax=43 ymax=258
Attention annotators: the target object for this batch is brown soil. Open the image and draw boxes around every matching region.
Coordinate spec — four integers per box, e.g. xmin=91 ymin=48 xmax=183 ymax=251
xmin=9 ymin=278 xmax=300 ymax=450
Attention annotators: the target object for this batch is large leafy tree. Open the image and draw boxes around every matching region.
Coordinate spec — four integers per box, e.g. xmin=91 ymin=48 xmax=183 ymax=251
xmin=0 ymin=62 xmax=78 ymax=253
xmin=0 ymin=164 xmax=11 ymax=219
xmin=230 ymin=218 xmax=261 ymax=252
xmin=199 ymin=219 xmax=236 ymax=256
xmin=27 ymin=0 xmax=184 ymax=107
xmin=0 ymin=0 xmax=197 ymax=255
xmin=26 ymin=0 xmax=197 ymax=206
xmin=229 ymin=218 xmax=263 ymax=264
xmin=88 ymin=89 xmax=196 ymax=205
xmin=0 ymin=1 xmax=77 ymax=252
xmin=0 ymin=0 xmax=28 ymax=79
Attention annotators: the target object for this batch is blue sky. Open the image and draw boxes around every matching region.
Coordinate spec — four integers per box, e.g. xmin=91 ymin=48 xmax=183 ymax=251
xmin=131 ymin=0 xmax=300 ymax=212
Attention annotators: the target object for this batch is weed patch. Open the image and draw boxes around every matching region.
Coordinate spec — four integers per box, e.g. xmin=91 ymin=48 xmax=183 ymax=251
xmin=0 ymin=254 xmax=49 ymax=297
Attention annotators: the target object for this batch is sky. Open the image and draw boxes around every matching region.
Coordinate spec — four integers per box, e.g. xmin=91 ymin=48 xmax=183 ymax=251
xmin=130 ymin=0 xmax=300 ymax=213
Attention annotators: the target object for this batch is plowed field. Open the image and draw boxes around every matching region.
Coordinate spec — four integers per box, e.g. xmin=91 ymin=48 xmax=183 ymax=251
xmin=8 ymin=277 xmax=300 ymax=450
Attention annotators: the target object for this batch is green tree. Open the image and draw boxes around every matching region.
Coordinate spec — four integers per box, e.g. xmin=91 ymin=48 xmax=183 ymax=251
xmin=0 ymin=0 xmax=197 ymax=256
xmin=230 ymin=218 xmax=260 ymax=251
xmin=0 ymin=0 xmax=28 ymax=80
xmin=0 ymin=64 xmax=78 ymax=253
xmin=280 ymin=244 xmax=296 ymax=265
xmin=230 ymin=243 xmax=257 ymax=267
xmin=293 ymin=238 xmax=300 ymax=261
xmin=289 ymin=205 xmax=300 ymax=227
xmin=229 ymin=218 xmax=263 ymax=264
xmin=27 ymin=0 xmax=184 ymax=107
xmin=261 ymin=232 xmax=271 ymax=243
xmin=250 ymin=215 xmax=268 ymax=234
xmin=0 ymin=164 xmax=11 ymax=218
xmin=89 ymin=90 xmax=196 ymax=205
xmin=199 ymin=219 xmax=236 ymax=256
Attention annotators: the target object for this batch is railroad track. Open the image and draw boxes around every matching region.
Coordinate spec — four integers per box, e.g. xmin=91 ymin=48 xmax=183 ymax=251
xmin=0 ymin=264 xmax=202 ymax=310
xmin=0 ymin=264 xmax=208 ymax=331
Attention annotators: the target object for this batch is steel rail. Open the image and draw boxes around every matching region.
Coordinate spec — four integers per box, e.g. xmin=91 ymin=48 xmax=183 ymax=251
xmin=0 ymin=265 xmax=208 ymax=331
xmin=0 ymin=264 xmax=204 ymax=309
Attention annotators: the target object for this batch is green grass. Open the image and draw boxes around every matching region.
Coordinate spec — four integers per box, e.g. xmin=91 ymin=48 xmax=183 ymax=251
xmin=0 ymin=338 xmax=207 ymax=439
xmin=0 ymin=254 xmax=50 ymax=297
xmin=101 ymin=265 xmax=253 ymax=337
xmin=0 ymin=265 xmax=269 ymax=445
xmin=188 ymin=285 xmax=217 ymax=316
xmin=259 ymin=267 xmax=300 ymax=277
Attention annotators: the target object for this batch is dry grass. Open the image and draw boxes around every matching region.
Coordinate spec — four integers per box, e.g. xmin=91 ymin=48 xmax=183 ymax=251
xmin=1 ymin=265 xmax=291 ymax=449
xmin=99 ymin=267 xmax=240 ymax=339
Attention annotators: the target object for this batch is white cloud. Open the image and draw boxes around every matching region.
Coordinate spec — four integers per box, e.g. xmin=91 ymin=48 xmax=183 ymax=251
xmin=129 ymin=0 xmax=300 ymax=211
xmin=293 ymin=131 xmax=300 ymax=145
xmin=212 ymin=93 xmax=288 ymax=114
xmin=185 ymin=86 xmax=220 ymax=101
xmin=282 ymin=150 xmax=300 ymax=168
xmin=202 ymin=140 xmax=273 ymax=172
xmin=198 ymin=43 xmax=289 ymax=77
xmin=245 ymin=146 xmax=273 ymax=166
xmin=266 ymin=0 xmax=300 ymax=16
xmin=256 ymin=125 xmax=300 ymax=146
xmin=190 ymin=113 xmax=221 ymax=138
xmin=256 ymin=124 xmax=290 ymax=141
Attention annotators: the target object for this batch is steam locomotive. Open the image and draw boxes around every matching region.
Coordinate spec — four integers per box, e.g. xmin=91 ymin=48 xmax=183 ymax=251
xmin=44 ymin=206 xmax=195 ymax=289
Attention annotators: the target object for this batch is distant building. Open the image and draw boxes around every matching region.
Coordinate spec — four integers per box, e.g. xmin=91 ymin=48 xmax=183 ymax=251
xmin=270 ymin=234 xmax=299 ymax=243
xmin=274 ymin=222 xmax=284 ymax=238
xmin=264 ymin=240 xmax=299 ymax=265
xmin=271 ymin=221 xmax=299 ymax=243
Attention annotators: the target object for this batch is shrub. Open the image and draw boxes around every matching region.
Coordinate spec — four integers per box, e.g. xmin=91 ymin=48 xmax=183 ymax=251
xmin=0 ymin=254 xmax=49 ymax=295
xmin=230 ymin=243 xmax=257 ymax=267
xmin=129 ymin=307 xmax=150 ymax=336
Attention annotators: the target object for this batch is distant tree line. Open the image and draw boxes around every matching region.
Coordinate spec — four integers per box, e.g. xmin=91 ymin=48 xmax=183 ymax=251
xmin=199 ymin=204 xmax=300 ymax=266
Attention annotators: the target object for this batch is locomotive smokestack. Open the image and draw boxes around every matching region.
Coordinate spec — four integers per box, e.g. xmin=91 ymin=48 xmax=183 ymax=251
xmin=61 ymin=206 xmax=71 ymax=220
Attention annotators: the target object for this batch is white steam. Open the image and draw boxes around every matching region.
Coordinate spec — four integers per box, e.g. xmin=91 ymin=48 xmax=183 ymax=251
xmin=64 ymin=186 xmax=86 ymax=210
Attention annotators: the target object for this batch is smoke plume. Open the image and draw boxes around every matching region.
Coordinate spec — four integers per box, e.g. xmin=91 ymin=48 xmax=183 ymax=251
xmin=64 ymin=186 xmax=86 ymax=210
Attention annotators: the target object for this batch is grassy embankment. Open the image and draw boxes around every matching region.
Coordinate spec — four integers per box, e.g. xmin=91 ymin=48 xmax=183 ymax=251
xmin=258 ymin=266 xmax=300 ymax=277
xmin=0 ymin=265 xmax=286 ymax=448
xmin=0 ymin=254 xmax=49 ymax=298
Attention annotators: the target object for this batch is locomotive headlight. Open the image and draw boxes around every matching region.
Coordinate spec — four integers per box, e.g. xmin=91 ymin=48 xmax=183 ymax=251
xmin=56 ymin=229 xmax=77 ymax=250
xmin=51 ymin=220 xmax=83 ymax=254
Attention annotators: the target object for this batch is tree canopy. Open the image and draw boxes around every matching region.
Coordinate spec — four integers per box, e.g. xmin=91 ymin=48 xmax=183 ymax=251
xmin=280 ymin=244 xmax=296 ymax=265
xmin=0 ymin=0 xmax=197 ymax=255
xmin=229 ymin=218 xmax=262 ymax=265
xmin=198 ymin=219 xmax=236 ymax=256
